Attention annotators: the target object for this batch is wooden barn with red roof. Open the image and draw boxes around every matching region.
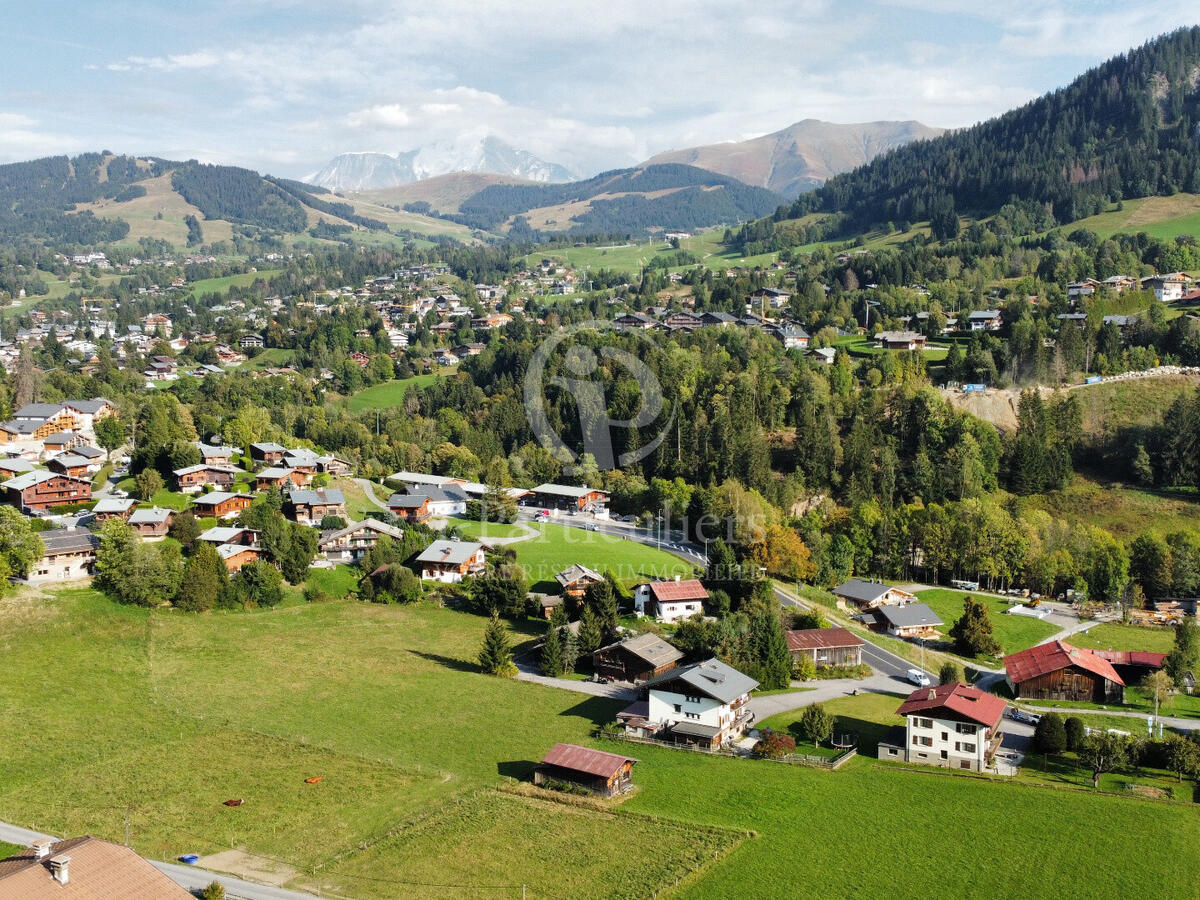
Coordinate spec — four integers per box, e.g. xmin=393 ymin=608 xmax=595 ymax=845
xmin=533 ymin=743 xmax=637 ymax=797
xmin=1004 ymin=640 xmax=1125 ymax=703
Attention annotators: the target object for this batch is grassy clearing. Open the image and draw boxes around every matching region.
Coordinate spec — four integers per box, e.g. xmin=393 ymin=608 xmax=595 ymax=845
xmin=343 ymin=373 xmax=456 ymax=413
xmin=1068 ymin=194 xmax=1200 ymax=241
xmin=303 ymin=565 xmax=361 ymax=600
xmin=513 ymin=523 xmax=695 ymax=591
xmin=1024 ymin=477 xmax=1200 ymax=539
xmin=1071 ymin=622 xmax=1177 ymax=653
xmin=757 ymin=691 xmax=905 ymax=756
xmin=188 ymin=269 xmax=283 ymax=296
xmin=239 ymin=348 xmax=297 ymax=370
xmin=1072 ymin=374 xmax=1200 ymax=434
xmin=916 ymin=588 xmax=1059 ymax=657
xmin=835 ymin=334 xmax=951 ymax=361
xmin=305 ymin=789 xmax=744 ymax=900
xmin=447 ymin=517 xmax=530 ymax=540
xmin=328 ymin=477 xmax=387 ymax=521
xmin=0 ymin=841 xmax=23 ymax=859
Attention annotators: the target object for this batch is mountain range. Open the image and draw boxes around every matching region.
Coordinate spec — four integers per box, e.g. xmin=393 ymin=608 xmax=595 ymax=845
xmin=643 ymin=119 xmax=943 ymax=197
xmin=307 ymin=136 xmax=576 ymax=191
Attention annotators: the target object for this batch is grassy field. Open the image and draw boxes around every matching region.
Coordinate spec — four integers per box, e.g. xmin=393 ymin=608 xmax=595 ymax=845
xmin=757 ymin=691 xmax=905 ymax=755
xmin=74 ymin=172 xmax=235 ymax=247
xmin=1071 ymin=622 xmax=1177 ymax=653
xmin=2 ymin=587 xmax=1198 ymax=898
xmin=188 ymin=269 xmax=283 ymax=296
xmin=512 ymin=522 xmax=695 ymax=590
xmin=343 ymin=372 xmax=456 ymax=412
xmin=447 ymin=517 xmax=531 ymax=540
xmin=835 ymin=334 xmax=952 ymax=361
xmin=915 ymin=588 xmax=1060 ymax=658
xmin=1067 ymin=194 xmax=1200 ymax=241
xmin=1072 ymin=374 xmax=1200 ymax=435
xmin=0 ymin=841 xmax=23 ymax=860
xmin=239 ymin=348 xmax=297 ymax=370
xmin=328 ymin=477 xmax=389 ymax=521
xmin=1024 ymin=477 xmax=1200 ymax=539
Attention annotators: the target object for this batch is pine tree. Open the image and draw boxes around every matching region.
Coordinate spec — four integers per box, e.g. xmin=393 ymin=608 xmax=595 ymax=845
xmin=175 ymin=542 xmax=227 ymax=612
xmin=949 ymin=596 xmax=1001 ymax=657
xmin=478 ymin=614 xmax=515 ymax=677
xmin=561 ymin=628 xmax=580 ymax=674
xmin=540 ymin=624 xmax=564 ymax=677
xmin=577 ymin=605 xmax=603 ymax=655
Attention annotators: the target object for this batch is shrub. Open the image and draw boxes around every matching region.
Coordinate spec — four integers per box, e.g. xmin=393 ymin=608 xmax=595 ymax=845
xmin=752 ymin=728 xmax=796 ymax=759
xmin=1064 ymin=716 xmax=1086 ymax=751
xmin=792 ymin=655 xmax=817 ymax=681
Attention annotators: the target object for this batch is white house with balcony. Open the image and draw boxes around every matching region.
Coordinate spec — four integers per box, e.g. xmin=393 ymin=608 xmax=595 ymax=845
xmin=617 ymin=658 xmax=758 ymax=749
xmin=878 ymin=682 xmax=1006 ymax=772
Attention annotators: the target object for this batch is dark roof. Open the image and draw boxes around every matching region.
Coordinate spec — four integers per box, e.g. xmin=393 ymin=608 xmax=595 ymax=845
xmin=832 ymin=578 xmax=899 ymax=604
xmin=289 ymin=488 xmax=345 ymax=506
xmin=539 ymin=743 xmax=637 ymax=779
xmin=600 ymin=632 xmax=684 ymax=667
xmin=785 ymin=627 xmax=863 ymax=652
xmin=39 ymin=528 xmax=100 ymax=556
xmin=555 ymin=564 xmax=603 ymax=587
xmin=646 ymin=657 xmax=758 ymax=703
xmin=1004 ymin=640 xmax=1125 ymax=687
xmin=875 ymin=602 xmax=943 ymax=628
xmin=896 ymin=683 xmax=1007 ymax=728
xmin=668 ymin=720 xmax=723 ymax=739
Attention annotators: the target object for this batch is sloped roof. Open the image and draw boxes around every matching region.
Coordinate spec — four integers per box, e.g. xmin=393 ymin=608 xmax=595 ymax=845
xmin=198 ymin=526 xmax=257 ymax=544
xmin=5 ymin=470 xmax=69 ymax=491
xmin=1004 ymin=640 xmax=1125 ymax=687
xmin=555 ymin=563 xmax=603 ymax=587
xmin=92 ymin=497 xmax=136 ymax=514
xmin=875 ymin=602 xmax=943 ymax=629
xmin=831 ymin=578 xmax=911 ymax=604
xmin=319 ymin=518 xmax=406 ymax=546
xmin=1090 ymin=649 xmax=1168 ymax=669
xmin=896 ymin=682 xmax=1007 ymax=728
xmin=647 ymin=657 xmax=758 ymax=703
xmin=647 ymin=579 xmax=708 ymax=602
xmin=605 ymin=632 xmax=683 ymax=667
xmin=785 ymin=627 xmax=863 ymax=652
xmin=39 ymin=528 xmax=101 ymax=556
xmin=0 ymin=835 xmax=190 ymax=898
xmin=190 ymin=491 xmax=246 ymax=506
xmin=128 ymin=506 xmax=173 ymax=525
xmin=416 ymin=539 xmax=483 ymax=565
xmin=540 ymin=743 xmax=636 ymax=779
xmin=289 ymin=488 xmax=345 ymax=506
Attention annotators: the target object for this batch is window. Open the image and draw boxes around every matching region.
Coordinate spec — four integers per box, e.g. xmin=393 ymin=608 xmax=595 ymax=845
xmin=956 ymin=723 xmax=977 ymax=735
xmin=685 ymin=712 xmax=700 ymax=720
xmin=960 ymin=760 xmax=971 ymax=769
xmin=962 ymin=743 xmax=976 ymax=753
xmin=917 ymin=736 xmax=932 ymax=747
xmin=685 ymin=695 xmax=701 ymax=704
xmin=940 ymin=750 xmax=948 ymax=760
xmin=917 ymin=718 xmax=933 ymax=729
xmin=673 ymin=704 xmax=682 ymax=713
xmin=941 ymin=732 xmax=948 ymax=741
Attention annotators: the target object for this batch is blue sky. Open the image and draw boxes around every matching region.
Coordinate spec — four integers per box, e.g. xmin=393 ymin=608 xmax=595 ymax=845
xmin=1 ymin=1 xmax=1197 ymax=178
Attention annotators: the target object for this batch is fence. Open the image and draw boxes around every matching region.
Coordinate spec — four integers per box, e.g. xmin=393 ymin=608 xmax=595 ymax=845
xmin=597 ymin=726 xmax=857 ymax=770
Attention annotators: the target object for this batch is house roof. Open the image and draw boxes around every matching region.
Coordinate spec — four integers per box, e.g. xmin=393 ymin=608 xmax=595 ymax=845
xmin=785 ymin=627 xmax=864 ymax=653
xmin=257 ymin=466 xmax=294 ymax=479
xmin=71 ymin=445 xmax=104 ymax=460
xmin=539 ymin=743 xmax=637 ymax=780
xmin=5 ymin=470 xmax=73 ymax=491
xmin=530 ymin=483 xmax=604 ymax=499
xmin=0 ymin=458 xmax=35 ymax=473
xmin=172 ymin=463 xmax=239 ymax=476
xmin=896 ymin=682 xmax=1007 ymax=728
xmin=416 ymin=539 xmax=484 ymax=566
xmin=14 ymin=402 xmax=65 ymax=419
xmin=195 ymin=442 xmax=237 ymax=457
xmin=831 ymin=578 xmax=900 ymax=604
xmin=42 ymin=431 xmax=79 ymax=444
xmin=128 ymin=506 xmax=173 ymax=525
xmin=1089 ymin=649 xmax=1168 ymax=669
xmin=0 ymin=835 xmax=191 ymax=898
xmin=555 ymin=563 xmax=603 ymax=587
xmin=62 ymin=398 xmax=113 ymax=415
xmin=967 ymin=310 xmax=1001 ymax=319
xmin=647 ymin=657 xmax=758 ymax=703
xmin=190 ymin=491 xmax=246 ymax=507
xmin=199 ymin=526 xmax=257 ymax=544
xmin=387 ymin=492 xmax=431 ymax=509
xmin=646 ymin=579 xmax=708 ymax=602
xmin=319 ymin=518 xmax=406 ymax=546
xmin=602 ymin=632 xmax=683 ymax=667
xmin=39 ymin=528 xmax=101 ymax=556
xmin=874 ymin=602 xmax=943 ymax=629
xmin=289 ymin=488 xmax=345 ymax=506
xmin=1004 ymin=640 xmax=1125 ymax=687
xmin=92 ymin=497 xmax=137 ymax=514
xmin=250 ymin=441 xmax=287 ymax=453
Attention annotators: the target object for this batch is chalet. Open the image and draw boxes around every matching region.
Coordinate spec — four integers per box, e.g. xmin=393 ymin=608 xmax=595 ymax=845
xmin=749 ymin=286 xmax=790 ymax=309
xmin=1004 ymin=640 xmax=1125 ymax=703
xmin=966 ymin=310 xmax=1002 ymax=332
xmin=216 ymin=543 xmax=261 ymax=572
xmin=317 ymin=454 xmax=353 ymax=476
xmin=0 ymin=404 xmax=78 ymax=443
xmin=785 ymin=627 xmax=863 ymax=667
xmin=173 ymin=463 xmax=239 ymax=494
xmin=831 ymin=579 xmax=915 ymax=611
xmin=1090 ymin=649 xmax=1168 ymax=684
xmin=128 ymin=506 xmax=174 ymax=540
xmin=1141 ymin=273 xmax=1191 ymax=302
xmin=618 ymin=658 xmax=757 ymax=748
xmin=189 ymin=490 xmax=253 ymax=519
xmin=24 ymin=527 xmax=101 ymax=585
xmin=662 ymin=311 xmax=702 ymax=331
xmin=1102 ymin=314 xmax=1136 ymax=330
xmin=0 ymin=458 xmax=35 ymax=479
xmin=144 ymin=358 xmax=177 ymax=381
xmin=1056 ymin=312 xmax=1088 ymax=328
xmin=1103 ymin=274 xmax=1137 ymax=293
xmin=46 ymin=453 xmax=91 ymax=478
xmin=528 ymin=483 xmax=608 ymax=512
xmin=250 ymin=441 xmax=288 ymax=465
xmin=239 ymin=333 xmax=265 ymax=349
xmin=877 ymin=682 xmax=1007 ymax=772
xmin=634 ymin=578 xmax=708 ymax=623
xmin=555 ymin=563 xmax=604 ymax=600
xmin=771 ymin=325 xmax=810 ymax=349
xmin=288 ymin=488 xmax=347 ymax=525
xmin=471 ymin=313 xmax=513 ymax=329
xmin=1066 ymin=279 xmax=1099 ymax=299
xmin=3 ymin=470 xmax=91 ymax=512
xmin=195 ymin=442 xmax=237 ymax=466
xmin=198 ymin=526 xmax=262 ymax=572
xmin=91 ymin=496 xmax=137 ymax=522
xmin=415 ymin=539 xmax=486 ymax=582
xmin=318 ymin=518 xmax=407 ymax=562
xmin=807 ymin=346 xmax=836 ymax=365
xmin=61 ymin=397 xmax=116 ymax=431
xmin=42 ymin=431 xmax=85 ymax=454
xmin=873 ymin=602 xmax=943 ymax=639
xmin=0 ymin=420 xmax=45 ymax=444
xmin=592 ymin=632 xmax=683 ymax=683
xmin=256 ymin=466 xmax=307 ymax=491
xmin=387 ymin=492 xmax=433 ymax=524
xmin=614 ymin=312 xmax=657 ymax=330
xmin=282 ymin=447 xmax=320 ymax=474
xmin=875 ymin=330 xmax=927 ymax=351
xmin=0 ymin=835 xmax=191 ymax=899
xmin=533 ymin=743 xmax=637 ymax=797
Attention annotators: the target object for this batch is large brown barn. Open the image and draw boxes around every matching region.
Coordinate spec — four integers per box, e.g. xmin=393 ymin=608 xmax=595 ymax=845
xmin=1004 ymin=640 xmax=1125 ymax=703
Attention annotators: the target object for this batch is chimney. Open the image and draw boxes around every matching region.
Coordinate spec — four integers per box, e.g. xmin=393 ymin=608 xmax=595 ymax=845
xmin=48 ymin=854 xmax=70 ymax=885
xmin=675 ymin=574 xmax=680 ymax=582
xmin=31 ymin=840 xmax=52 ymax=859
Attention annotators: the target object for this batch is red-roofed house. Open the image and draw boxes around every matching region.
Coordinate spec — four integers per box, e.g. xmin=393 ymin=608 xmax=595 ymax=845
xmin=878 ymin=682 xmax=1007 ymax=771
xmin=1004 ymin=640 xmax=1124 ymax=703
xmin=785 ymin=627 xmax=864 ymax=667
xmin=533 ymin=743 xmax=637 ymax=796
xmin=634 ymin=578 xmax=708 ymax=623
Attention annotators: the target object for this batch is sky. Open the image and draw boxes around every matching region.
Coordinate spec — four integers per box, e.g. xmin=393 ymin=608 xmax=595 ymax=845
xmin=1 ymin=1 xmax=1197 ymax=180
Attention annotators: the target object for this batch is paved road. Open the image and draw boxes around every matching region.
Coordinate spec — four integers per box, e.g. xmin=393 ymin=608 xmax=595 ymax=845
xmin=0 ymin=821 xmax=318 ymax=900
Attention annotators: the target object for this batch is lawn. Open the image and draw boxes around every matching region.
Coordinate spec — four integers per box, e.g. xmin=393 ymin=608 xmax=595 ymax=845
xmin=1024 ymin=476 xmax=1200 ymax=539
xmin=303 ymin=565 xmax=361 ymax=600
xmin=2 ymin=587 xmax=1198 ymax=898
xmin=1071 ymin=622 xmax=1177 ymax=653
xmin=512 ymin=522 xmax=695 ymax=591
xmin=916 ymin=588 xmax=1060 ymax=658
xmin=328 ymin=476 xmax=389 ymax=521
xmin=757 ymin=691 xmax=904 ymax=756
xmin=239 ymin=348 xmax=297 ymax=370
xmin=188 ymin=269 xmax=283 ymax=296
xmin=1067 ymin=194 xmax=1200 ymax=241
xmin=343 ymin=372 xmax=457 ymax=412
xmin=446 ymin=516 xmax=530 ymax=540
xmin=0 ymin=841 xmax=22 ymax=860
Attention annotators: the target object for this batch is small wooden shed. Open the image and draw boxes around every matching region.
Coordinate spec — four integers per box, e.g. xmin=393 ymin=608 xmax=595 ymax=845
xmin=533 ymin=743 xmax=637 ymax=797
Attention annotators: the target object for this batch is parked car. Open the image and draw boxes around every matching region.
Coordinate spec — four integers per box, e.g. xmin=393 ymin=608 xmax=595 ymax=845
xmin=907 ymin=668 xmax=931 ymax=687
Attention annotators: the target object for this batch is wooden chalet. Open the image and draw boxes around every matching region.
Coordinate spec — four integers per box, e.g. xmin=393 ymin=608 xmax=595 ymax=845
xmin=831 ymin=579 xmax=915 ymax=610
xmin=1004 ymin=640 xmax=1125 ymax=703
xmin=554 ymin=563 xmax=604 ymax=600
xmin=785 ymin=627 xmax=863 ymax=667
xmin=318 ymin=518 xmax=407 ymax=563
xmin=528 ymin=483 xmax=609 ymax=511
xmin=189 ymin=491 xmax=253 ymax=519
xmin=3 ymin=470 xmax=91 ymax=512
xmin=415 ymin=540 xmax=486 ymax=582
xmin=46 ymin=453 xmax=91 ymax=479
xmin=128 ymin=506 xmax=174 ymax=540
xmin=386 ymin=492 xmax=432 ymax=523
xmin=249 ymin=442 xmax=287 ymax=465
xmin=91 ymin=497 xmax=137 ymax=522
xmin=173 ymin=463 xmax=239 ymax=494
xmin=533 ymin=743 xmax=637 ymax=797
xmin=256 ymin=467 xmax=307 ymax=491
xmin=592 ymin=633 xmax=683 ymax=683
xmin=288 ymin=488 xmax=346 ymax=525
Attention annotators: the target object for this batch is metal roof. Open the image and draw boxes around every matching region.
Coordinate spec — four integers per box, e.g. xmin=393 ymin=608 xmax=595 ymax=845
xmin=896 ymin=683 xmax=1007 ymax=727
xmin=785 ymin=627 xmax=863 ymax=652
xmin=39 ymin=528 xmax=101 ymax=556
xmin=875 ymin=603 xmax=943 ymax=628
xmin=555 ymin=564 xmax=603 ymax=587
xmin=603 ymin=632 xmax=683 ymax=667
xmin=1004 ymin=640 xmax=1125 ymax=687
xmin=416 ymin=539 xmax=484 ymax=566
xmin=539 ymin=743 xmax=637 ymax=779
xmin=646 ymin=579 xmax=708 ymax=602
xmin=647 ymin=657 xmax=758 ymax=704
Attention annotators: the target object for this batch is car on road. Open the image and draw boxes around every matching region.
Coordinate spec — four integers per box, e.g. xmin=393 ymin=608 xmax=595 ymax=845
xmin=907 ymin=668 xmax=931 ymax=687
xmin=588 ymin=523 xmax=599 ymax=531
